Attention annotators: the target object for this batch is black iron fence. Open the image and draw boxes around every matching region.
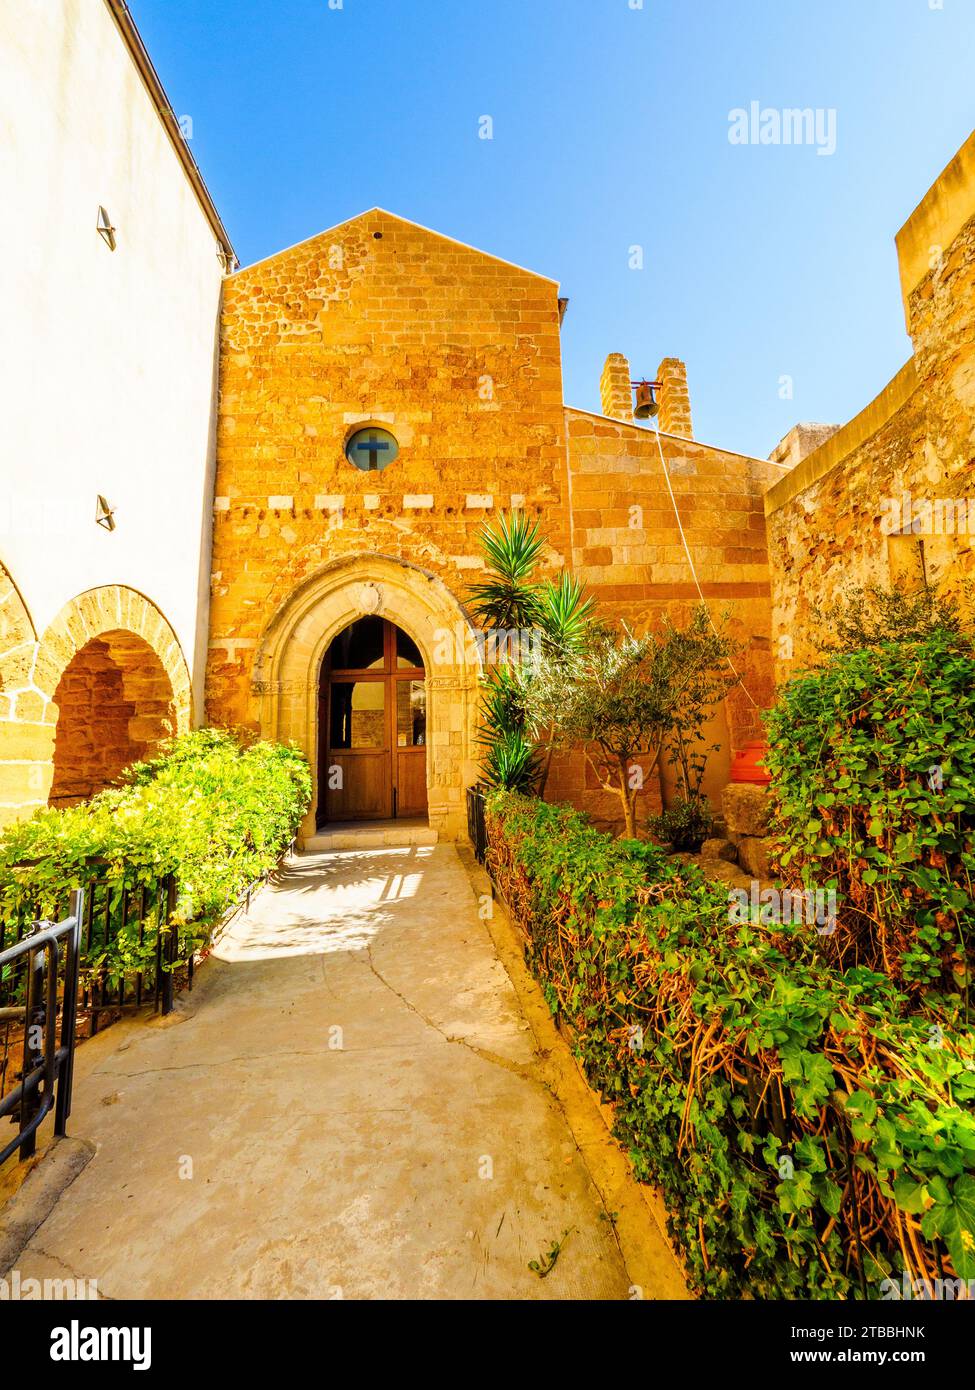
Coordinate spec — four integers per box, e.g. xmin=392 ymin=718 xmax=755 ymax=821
xmin=0 ymin=843 xmax=290 ymax=1164
xmin=467 ymin=784 xmax=488 ymax=865
xmin=72 ymin=868 xmax=187 ymax=1032
xmin=1 ymin=863 xmax=190 ymax=1111
xmin=0 ymin=892 xmax=83 ymax=1165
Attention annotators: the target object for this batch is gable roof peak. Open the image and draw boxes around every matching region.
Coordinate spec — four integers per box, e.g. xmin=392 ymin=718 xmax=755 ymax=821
xmin=231 ymin=208 xmax=559 ymax=286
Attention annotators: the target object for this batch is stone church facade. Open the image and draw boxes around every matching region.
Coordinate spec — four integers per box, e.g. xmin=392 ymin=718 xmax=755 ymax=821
xmin=207 ymin=210 xmax=779 ymax=839
xmin=2 ymin=0 xmax=973 ymax=843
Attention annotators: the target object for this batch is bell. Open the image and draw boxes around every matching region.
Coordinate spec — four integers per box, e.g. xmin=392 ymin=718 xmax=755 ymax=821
xmin=633 ymin=380 xmax=659 ymax=419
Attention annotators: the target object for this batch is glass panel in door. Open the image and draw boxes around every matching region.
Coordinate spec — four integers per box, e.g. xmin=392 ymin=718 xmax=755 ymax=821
xmin=329 ymin=618 xmax=386 ymax=671
xmin=329 ymin=681 xmax=387 ymax=749
xmin=395 ymin=680 xmax=426 ymax=747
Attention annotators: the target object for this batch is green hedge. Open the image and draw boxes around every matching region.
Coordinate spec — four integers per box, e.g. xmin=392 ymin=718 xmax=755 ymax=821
xmin=0 ymin=730 xmax=311 ymax=979
xmin=764 ymin=628 xmax=975 ymax=1002
xmin=487 ymin=792 xmax=975 ymax=1299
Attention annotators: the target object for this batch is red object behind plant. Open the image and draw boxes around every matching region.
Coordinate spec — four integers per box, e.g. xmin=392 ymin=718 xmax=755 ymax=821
xmin=729 ymin=740 xmax=771 ymax=785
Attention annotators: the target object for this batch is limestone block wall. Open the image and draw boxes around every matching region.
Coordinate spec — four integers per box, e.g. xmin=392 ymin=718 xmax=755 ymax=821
xmin=554 ymin=407 xmax=780 ymax=830
xmin=765 ymin=130 xmax=975 ymax=685
xmin=208 ymin=211 xmax=569 ymax=834
xmin=48 ymin=636 xmax=169 ymax=807
xmin=765 ymin=364 xmax=927 ymax=678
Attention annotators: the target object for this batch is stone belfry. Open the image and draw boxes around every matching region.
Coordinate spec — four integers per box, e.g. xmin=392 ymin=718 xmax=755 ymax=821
xmin=600 ymin=353 xmax=633 ymax=421
xmin=599 ymin=351 xmax=694 ymax=438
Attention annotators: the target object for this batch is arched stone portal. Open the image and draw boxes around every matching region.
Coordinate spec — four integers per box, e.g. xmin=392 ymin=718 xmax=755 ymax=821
xmin=252 ymin=555 xmax=483 ymax=841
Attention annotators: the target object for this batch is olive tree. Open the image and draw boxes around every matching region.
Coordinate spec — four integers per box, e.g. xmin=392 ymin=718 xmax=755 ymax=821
xmin=523 ymin=607 xmax=738 ymax=839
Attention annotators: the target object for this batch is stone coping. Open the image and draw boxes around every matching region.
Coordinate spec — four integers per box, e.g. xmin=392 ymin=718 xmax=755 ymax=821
xmin=564 ymin=405 xmax=788 ymax=471
xmin=896 ymin=127 xmax=975 ymax=331
xmin=763 ymin=357 xmax=920 ymax=516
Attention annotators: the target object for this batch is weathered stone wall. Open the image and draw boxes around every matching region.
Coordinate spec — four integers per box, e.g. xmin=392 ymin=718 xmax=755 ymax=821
xmin=765 ymin=364 xmax=926 ymax=676
xmin=210 ymin=211 xmax=780 ymax=837
xmin=207 ymin=210 xmax=569 ymax=833
xmin=51 ymin=640 xmax=132 ymax=807
xmin=769 ymin=423 xmax=841 ymax=470
xmin=554 ymin=407 xmax=779 ymax=830
xmin=0 ymin=582 xmax=191 ymax=825
xmin=48 ymin=632 xmax=178 ymax=807
xmin=766 ymin=130 xmax=975 ymax=685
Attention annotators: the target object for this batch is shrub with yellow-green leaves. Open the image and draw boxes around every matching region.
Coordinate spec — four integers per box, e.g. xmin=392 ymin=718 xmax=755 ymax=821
xmin=0 ymin=730 xmax=311 ymax=981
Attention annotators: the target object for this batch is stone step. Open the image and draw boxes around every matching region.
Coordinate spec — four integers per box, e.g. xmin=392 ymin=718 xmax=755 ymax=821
xmin=301 ymin=824 xmax=439 ymax=853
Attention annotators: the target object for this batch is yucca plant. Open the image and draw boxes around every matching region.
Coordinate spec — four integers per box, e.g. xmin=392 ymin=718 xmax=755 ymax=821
xmin=467 ymin=511 xmax=545 ymax=631
xmin=481 ymin=731 xmax=544 ymax=793
xmin=529 ymin=575 xmax=600 ymax=794
xmin=535 ymin=573 xmax=599 ymax=659
xmin=468 ymin=513 xmax=600 ymax=800
xmin=477 ymin=660 xmax=528 ymax=741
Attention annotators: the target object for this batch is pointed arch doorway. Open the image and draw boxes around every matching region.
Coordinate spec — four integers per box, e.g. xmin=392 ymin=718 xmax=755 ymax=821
xmin=251 ymin=554 xmax=482 ymax=841
xmin=317 ymin=616 xmax=428 ymax=824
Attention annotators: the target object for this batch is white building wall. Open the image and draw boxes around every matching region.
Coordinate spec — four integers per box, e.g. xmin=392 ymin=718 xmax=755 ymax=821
xmin=0 ymin=0 xmax=226 ymax=715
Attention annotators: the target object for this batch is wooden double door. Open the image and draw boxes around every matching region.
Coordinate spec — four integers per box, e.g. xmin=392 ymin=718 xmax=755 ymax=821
xmin=318 ymin=617 xmax=428 ymax=824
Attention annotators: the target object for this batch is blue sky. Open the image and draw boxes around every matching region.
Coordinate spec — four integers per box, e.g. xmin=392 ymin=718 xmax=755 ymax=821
xmin=134 ymin=0 xmax=975 ymax=460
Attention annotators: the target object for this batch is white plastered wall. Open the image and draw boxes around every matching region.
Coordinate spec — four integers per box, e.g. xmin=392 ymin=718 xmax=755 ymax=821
xmin=0 ymin=0 xmax=225 ymax=715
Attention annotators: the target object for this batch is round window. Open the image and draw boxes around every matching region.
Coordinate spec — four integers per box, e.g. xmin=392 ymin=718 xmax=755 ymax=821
xmin=345 ymin=427 xmax=399 ymax=472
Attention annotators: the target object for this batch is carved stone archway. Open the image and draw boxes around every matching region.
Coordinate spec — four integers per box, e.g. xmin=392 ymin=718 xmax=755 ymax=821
xmin=5 ymin=586 xmax=192 ymax=817
xmin=252 ymin=555 xmax=483 ymax=840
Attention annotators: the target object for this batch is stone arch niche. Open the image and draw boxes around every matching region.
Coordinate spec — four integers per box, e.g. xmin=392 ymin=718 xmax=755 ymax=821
xmin=48 ymin=631 xmax=179 ymax=807
xmin=36 ymin=587 xmax=192 ymax=810
xmin=252 ymin=555 xmax=483 ymax=841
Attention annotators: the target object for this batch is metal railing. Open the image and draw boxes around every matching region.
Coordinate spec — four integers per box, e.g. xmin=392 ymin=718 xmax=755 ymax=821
xmin=2 ymin=864 xmax=188 ymax=1048
xmin=466 ymin=784 xmax=488 ymax=865
xmin=75 ymin=870 xmax=184 ymax=1031
xmin=0 ymin=892 xmax=83 ymax=1165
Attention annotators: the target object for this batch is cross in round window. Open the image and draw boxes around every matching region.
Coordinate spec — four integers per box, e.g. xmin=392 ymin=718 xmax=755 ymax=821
xmin=346 ymin=427 xmax=399 ymax=472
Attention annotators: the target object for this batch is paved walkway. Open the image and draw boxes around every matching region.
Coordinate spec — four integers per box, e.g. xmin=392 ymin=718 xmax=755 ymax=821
xmin=15 ymin=843 xmax=638 ymax=1299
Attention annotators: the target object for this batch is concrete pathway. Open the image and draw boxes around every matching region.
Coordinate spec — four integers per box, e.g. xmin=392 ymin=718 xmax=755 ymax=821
xmin=14 ymin=843 xmax=638 ymax=1299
